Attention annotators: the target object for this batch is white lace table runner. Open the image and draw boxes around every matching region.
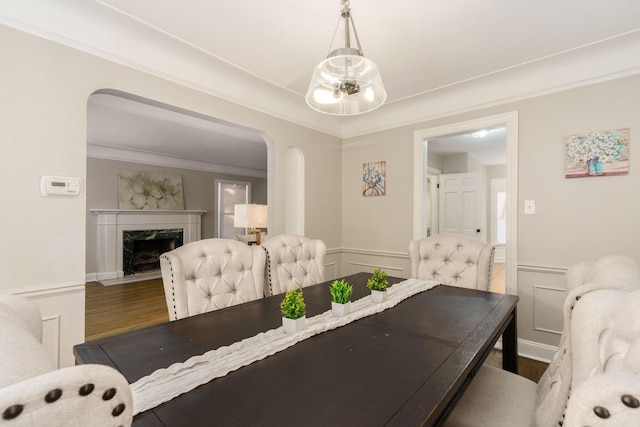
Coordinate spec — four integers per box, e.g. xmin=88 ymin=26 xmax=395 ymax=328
xmin=131 ymin=278 xmax=438 ymax=414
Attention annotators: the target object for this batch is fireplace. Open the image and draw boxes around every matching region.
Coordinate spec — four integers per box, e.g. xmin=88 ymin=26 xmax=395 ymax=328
xmin=92 ymin=209 xmax=205 ymax=285
xmin=123 ymin=229 xmax=184 ymax=276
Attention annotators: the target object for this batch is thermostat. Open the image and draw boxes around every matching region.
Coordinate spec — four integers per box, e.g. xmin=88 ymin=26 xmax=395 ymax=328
xmin=40 ymin=176 xmax=82 ymax=197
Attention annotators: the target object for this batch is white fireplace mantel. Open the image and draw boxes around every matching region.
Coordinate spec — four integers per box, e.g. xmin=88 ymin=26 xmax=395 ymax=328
xmin=92 ymin=209 xmax=206 ymax=283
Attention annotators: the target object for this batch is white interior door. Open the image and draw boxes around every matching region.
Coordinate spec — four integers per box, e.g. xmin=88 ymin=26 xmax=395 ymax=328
xmin=439 ymin=172 xmax=486 ymax=242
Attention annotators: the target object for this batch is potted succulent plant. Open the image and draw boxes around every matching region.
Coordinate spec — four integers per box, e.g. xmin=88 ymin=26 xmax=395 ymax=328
xmin=367 ymin=268 xmax=389 ymax=303
xmin=280 ymin=286 xmax=306 ymax=334
xmin=329 ymin=279 xmax=353 ymax=317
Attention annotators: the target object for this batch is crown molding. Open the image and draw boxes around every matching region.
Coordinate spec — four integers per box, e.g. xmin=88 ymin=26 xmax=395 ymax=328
xmin=341 ymin=30 xmax=640 ymax=138
xmin=1 ymin=1 xmax=639 ymax=139
xmin=87 ymin=143 xmax=267 ymax=178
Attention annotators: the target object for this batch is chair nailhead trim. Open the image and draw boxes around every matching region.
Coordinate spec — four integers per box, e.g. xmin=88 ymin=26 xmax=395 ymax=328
xmin=79 ymin=383 xmax=95 ymax=396
xmin=102 ymin=388 xmax=117 ymax=401
xmin=112 ymin=403 xmax=126 ymax=417
xmin=45 ymin=388 xmax=63 ymax=403
xmin=622 ymin=394 xmax=640 ymax=408
xmin=2 ymin=404 xmax=23 ymax=420
xmin=594 ymin=406 xmax=610 ymax=418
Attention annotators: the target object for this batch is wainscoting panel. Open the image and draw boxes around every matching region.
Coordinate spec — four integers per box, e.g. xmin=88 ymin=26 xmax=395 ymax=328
xmin=517 ymin=264 xmax=568 ymax=362
xmin=348 ymin=262 xmax=404 ymax=276
xmin=340 ymin=247 xmax=410 ymax=279
xmin=42 ymin=314 xmax=61 ymax=367
xmin=15 ymin=284 xmax=86 ymax=368
xmin=324 ymin=250 xmax=340 ymax=281
xmin=324 ymin=262 xmax=338 ymax=281
xmin=533 ymin=285 xmax=565 ymax=335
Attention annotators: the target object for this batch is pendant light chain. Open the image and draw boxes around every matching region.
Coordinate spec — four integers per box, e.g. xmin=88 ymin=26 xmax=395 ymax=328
xmin=341 ymin=0 xmax=350 ymax=14
xmin=341 ymin=0 xmax=365 ymax=56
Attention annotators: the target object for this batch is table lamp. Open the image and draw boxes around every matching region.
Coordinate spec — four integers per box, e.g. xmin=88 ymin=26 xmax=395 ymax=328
xmin=234 ymin=204 xmax=268 ymax=244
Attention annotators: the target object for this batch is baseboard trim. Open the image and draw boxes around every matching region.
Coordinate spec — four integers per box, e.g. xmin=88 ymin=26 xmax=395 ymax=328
xmin=494 ymin=338 xmax=556 ymax=364
xmin=517 ymin=338 xmax=557 ymax=363
xmin=99 ymin=271 xmax=162 ymax=286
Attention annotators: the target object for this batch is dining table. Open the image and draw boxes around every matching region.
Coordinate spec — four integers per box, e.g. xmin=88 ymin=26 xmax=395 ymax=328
xmin=74 ymin=272 xmax=519 ymax=427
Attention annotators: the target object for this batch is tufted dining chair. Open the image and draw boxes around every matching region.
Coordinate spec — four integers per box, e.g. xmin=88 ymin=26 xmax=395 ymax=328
xmin=160 ymin=238 xmax=266 ymax=321
xmin=408 ymin=234 xmax=495 ymax=290
xmin=444 ymin=255 xmax=640 ymax=427
xmin=261 ymin=234 xmax=326 ymax=296
xmin=0 ymin=294 xmax=133 ymax=426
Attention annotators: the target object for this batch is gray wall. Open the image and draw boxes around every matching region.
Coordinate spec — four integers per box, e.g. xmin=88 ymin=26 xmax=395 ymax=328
xmin=3 ymin=18 xmax=639 ymax=364
xmin=85 ymin=157 xmax=267 ymax=274
xmin=341 ymin=74 xmax=640 ymax=358
xmin=0 ymin=23 xmax=341 ymax=366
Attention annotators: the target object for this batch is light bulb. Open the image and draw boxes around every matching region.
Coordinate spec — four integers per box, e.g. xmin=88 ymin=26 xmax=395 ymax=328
xmin=365 ymin=87 xmax=375 ymax=102
xmin=313 ymin=88 xmax=341 ymax=104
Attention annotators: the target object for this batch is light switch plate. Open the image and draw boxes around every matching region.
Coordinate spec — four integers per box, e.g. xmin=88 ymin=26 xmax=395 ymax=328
xmin=524 ymin=200 xmax=536 ymax=215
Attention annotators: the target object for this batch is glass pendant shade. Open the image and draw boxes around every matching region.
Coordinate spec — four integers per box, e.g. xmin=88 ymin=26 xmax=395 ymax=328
xmin=306 ymin=50 xmax=386 ymax=115
xmin=305 ymin=1 xmax=386 ymax=115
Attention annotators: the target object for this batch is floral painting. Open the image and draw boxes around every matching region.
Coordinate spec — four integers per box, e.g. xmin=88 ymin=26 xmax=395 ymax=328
xmin=363 ymin=161 xmax=386 ymax=196
xmin=118 ymin=170 xmax=184 ymax=210
xmin=565 ymin=128 xmax=629 ymax=178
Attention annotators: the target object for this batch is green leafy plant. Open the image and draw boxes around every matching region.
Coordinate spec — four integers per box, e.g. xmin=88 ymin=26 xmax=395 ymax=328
xmin=367 ymin=268 xmax=388 ymax=291
xmin=279 ymin=286 xmax=306 ymax=320
xmin=329 ymin=279 xmax=353 ymax=304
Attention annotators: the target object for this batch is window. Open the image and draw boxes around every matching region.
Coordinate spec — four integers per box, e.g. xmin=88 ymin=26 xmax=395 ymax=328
xmin=216 ymin=180 xmax=250 ymax=238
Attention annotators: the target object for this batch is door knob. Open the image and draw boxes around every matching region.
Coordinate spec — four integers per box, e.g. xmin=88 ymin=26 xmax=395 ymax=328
xmin=476 ymin=229 xmax=481 ymax=233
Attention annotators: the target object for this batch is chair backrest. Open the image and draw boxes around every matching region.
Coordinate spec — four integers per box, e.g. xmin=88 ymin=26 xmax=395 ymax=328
xmin=408 ymin=234 xmax=495 ymax=290
xmin=160 ymin=238 xmax=266 ymax=321
xmin=0 ymin=295 xmax=133 ymax=426
xmin=261 ymin=234 xmax=326 ymax=296
xmin=534 ymin=255 xmax=640 ymax=427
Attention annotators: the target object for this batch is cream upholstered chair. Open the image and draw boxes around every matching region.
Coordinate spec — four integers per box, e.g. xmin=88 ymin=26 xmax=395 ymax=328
xmin=408 ymin=234 xmax=495 ymax=290
xmin=261 ymin=234 xmax=326 ymax=296
xmin=160 ymin=238 xmax=266 ymax=321
xmin=0 ymin=295 xmax=133 ymax=427
xmin=444 ymin=255 xmax=640 ymax=427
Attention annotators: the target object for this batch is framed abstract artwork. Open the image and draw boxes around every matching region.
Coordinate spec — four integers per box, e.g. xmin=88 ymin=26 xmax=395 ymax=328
xmin=363 ymin=161 xmax=386 ymax=196
xmin=118 ymin=170 xmax=185 ymax=209
xmin=565 ymin=128 xmax=629 ymax=178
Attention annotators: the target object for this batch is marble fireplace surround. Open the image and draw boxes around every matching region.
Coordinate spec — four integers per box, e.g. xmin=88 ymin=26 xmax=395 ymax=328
xmin=92 ymin=209 xmax=205 ymax=285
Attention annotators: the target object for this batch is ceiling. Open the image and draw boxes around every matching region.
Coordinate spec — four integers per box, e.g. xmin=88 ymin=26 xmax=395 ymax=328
xmin=2 ymin=0 xmax=640 ymax=169
xmin=93 ymin=0 xmax=640 ymax=105
xmin=429 ymin=127 xmax=506 ymax=166
xmin=87 ymin=94 xmax=268 ymax=177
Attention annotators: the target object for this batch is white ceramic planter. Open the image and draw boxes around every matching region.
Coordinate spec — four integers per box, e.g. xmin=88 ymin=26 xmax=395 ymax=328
xmin=331 ymin=301 xmax=351 ymax=317
xmin=371 ymin=289 xmax=388 ymax=303
xmin=282 ymin=316 xmax=306 ymax=334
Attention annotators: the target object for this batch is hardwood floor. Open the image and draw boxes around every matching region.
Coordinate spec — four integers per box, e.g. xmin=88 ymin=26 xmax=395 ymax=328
xmin=84 ymin=274 xmax=548 ymax=382
xmin=484 ymin=348 xmax=548 ymax=383
xmin=85 ymin=278 xmax=168 ymax=341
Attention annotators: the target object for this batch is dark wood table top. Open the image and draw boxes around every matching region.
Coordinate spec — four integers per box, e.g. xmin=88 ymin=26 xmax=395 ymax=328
xmin=75 ymin=273 xmax=518 ymax=427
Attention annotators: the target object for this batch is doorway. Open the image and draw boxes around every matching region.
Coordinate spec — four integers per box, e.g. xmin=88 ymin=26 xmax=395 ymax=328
xmin=85 ymin=90 xmax=272 ymax=339
xmin=413 ymin=112 xmax=518 ymax=295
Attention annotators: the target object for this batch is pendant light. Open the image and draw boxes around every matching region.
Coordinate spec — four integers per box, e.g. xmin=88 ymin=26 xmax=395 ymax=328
xmin=305 ymin=0 xmax=386 ymax=115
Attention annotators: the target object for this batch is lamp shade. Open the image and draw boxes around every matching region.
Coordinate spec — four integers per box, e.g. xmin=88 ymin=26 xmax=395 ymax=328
xmin=234 ymin=204 xmax=268 ymax=229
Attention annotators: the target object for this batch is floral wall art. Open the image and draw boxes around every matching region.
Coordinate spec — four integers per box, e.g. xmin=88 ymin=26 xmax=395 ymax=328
xmin=565 ymin=128 xmax=629 ymax=178
xmin=118 ymin=170 xmax=185 ymax=209
xmin=363 ymin=161 xmax=386 ymax=196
